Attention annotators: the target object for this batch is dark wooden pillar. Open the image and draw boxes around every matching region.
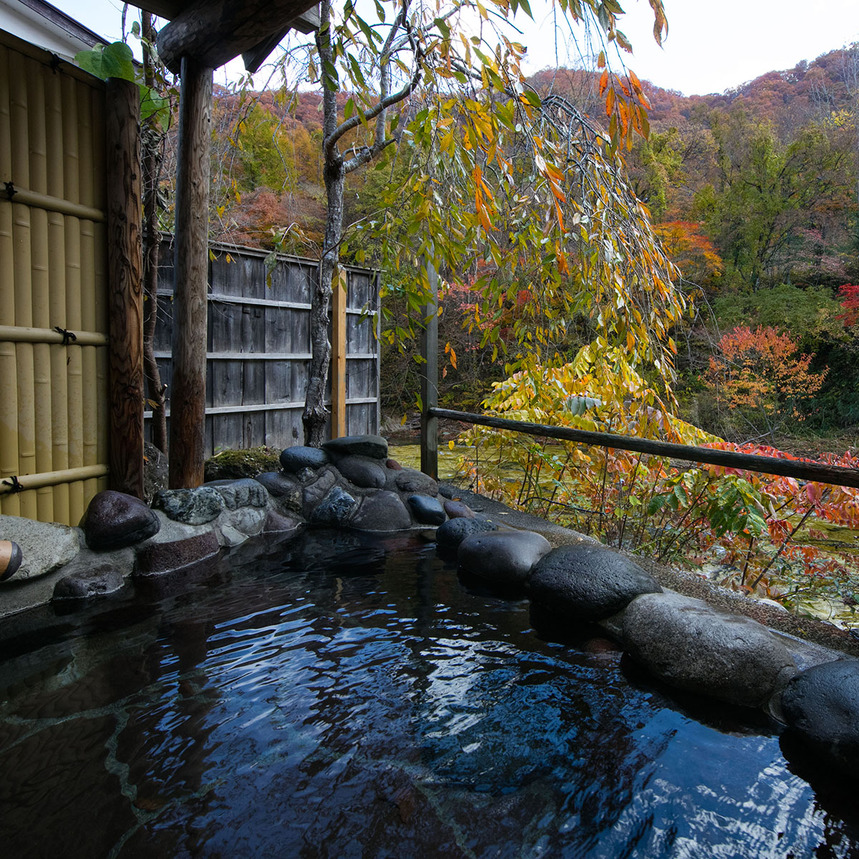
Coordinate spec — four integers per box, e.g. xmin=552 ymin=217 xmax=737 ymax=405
xmin=169 ymin=57 xmax=213 ymax=488
xmin=106 ymin=76 xmax=144 ymax=498
xmin=420 ymin=260 xmax=439 ymax=480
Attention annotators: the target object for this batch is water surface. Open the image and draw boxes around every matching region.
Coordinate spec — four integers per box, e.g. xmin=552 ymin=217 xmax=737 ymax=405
xmin=0 ymin=530 xmax=856 ymax=857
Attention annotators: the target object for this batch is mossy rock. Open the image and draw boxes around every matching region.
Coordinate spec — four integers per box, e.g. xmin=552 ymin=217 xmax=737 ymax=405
xmin=204 ymin=447 xmax=281 ymax=482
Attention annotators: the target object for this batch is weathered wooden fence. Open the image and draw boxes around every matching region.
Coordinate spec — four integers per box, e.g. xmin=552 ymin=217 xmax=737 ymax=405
xmin=149 ymin=238 xmax=380 ymax=455
xmin=0 ymin=29 xmax=110 ymax=526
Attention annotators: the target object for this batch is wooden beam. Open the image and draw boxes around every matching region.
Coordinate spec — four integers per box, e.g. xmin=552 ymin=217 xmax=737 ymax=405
xmin=420 ymin=260 xmax=439 ymax=480
xmin=429 ymin=407 xmax=859 ymax=490
xmin=156 ymin=0 xmax=321 ymax=73
xmin=105 ymin=77 xmax=144 ymax=498
xmin=331 ymin=267 xmax=347 ymax=438
xmin=169 ymin=57 xmax=212 ymax=489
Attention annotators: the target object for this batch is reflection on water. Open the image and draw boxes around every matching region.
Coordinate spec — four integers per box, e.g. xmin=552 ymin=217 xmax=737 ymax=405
xmin=0 ymin=530 xmax=857 ymax=857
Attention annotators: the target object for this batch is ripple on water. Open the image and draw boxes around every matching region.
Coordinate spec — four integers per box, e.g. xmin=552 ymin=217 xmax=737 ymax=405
xmin=0 ymin=529 xmax=857 ymax=857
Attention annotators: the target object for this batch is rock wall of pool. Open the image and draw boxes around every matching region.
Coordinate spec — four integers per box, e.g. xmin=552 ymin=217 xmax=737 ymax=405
xmin=1 ymin=433 xmax=859 ymax=854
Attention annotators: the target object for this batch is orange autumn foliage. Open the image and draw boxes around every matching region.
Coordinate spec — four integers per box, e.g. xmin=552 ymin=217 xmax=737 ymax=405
xmin=707 ymin=325 xmax=826 ymax=421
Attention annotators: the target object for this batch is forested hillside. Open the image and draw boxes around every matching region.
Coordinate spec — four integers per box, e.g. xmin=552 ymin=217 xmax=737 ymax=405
xmin=180 ymin=44 xmax=859 ymax=439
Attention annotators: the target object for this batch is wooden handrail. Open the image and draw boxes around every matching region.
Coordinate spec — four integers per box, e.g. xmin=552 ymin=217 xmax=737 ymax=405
xmin=427 ymin=407 xmax=859 ymax=489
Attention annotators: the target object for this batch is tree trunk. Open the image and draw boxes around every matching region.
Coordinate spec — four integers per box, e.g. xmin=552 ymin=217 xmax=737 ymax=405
xmin=303 ymin=158 xmax=343 ymax=447
xmin=141 ymin=12 xmax=168 ymax=455
xmin=303 ymin=0 xmax=340 ymax=448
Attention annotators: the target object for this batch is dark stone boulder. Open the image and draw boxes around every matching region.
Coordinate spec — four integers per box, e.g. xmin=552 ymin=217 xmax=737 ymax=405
xmin=135 ymin=531 xmax=221 ymax=577
xmin=350 ymin=491 xmax=412 ymax=532
xmin=153 ymin=487 xmax=224 ymax=525
xmin=0 ymin=540 xmax=23 ymax=582
xmin=208 ymin=478 xmax=269 ymax=510
xmin=262 ymin=509 xmax=304 ymax=539
xmin=336 ymin=455 xmax=388 ymax=489
xmin=436 ymin=516 xmax=498 ymax=550
xmin=392 ymin=467 xmax=439 ymax=497
xmin=301 ymin=468 xmax=339 ymax=518
xmin=458 ymin=529 xmax=551 ymax=587
xmin=310 ymin=486 xmax=358 ymax=526
xmin=386 ymin=458 xmax=403 ymax=471
xmin=254 ymin=472 xmax=302 ymax=510
xmin=623 ymin=592 xmax=797 ymax=708
xmin=781 ymin=659 xmax=859 ymax=773
xmin=407 ymin=494 xmax=446 ymax=526
xmin=53 ymin=564 xmax=125 ymax=601
xmin=280 ymin=445 xmax=330 ymax=474
xmin=323 ymin=434 xmax=388 ymax=460
xmin=143 ymin=441 xmax=168 ymax=502
xmin=81 ymin=490 xmax=160 ymax=550
xmin=444 ymin=500 xmax=475 ymax=520
xmin=529 ymin=543 xmax=661 ymax=621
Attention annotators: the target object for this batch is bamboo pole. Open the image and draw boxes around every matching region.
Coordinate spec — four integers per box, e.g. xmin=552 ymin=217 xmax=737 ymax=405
xmin=331 ymin=267 xmax=347 ymax=437
xmin=45 ymin=63 xmax=69 ymax=523
xmin=0 ymin=45 xmax=19 ymax=517
xmin=169 ymin=57 xmax=213 ymax=488
xmin=65 ymin=217 xmax=84 ymax=521
xmin=0 ymin=187 xmax=104 ymax=221
xmin=28 ymin=62 xmax=53 ymax=520
xmin=25 ymin=58 xmax=47 ymax=194
xmin=0 ymin=464 xmax=109 ymax=495
xmin=10 ymin=66 xmax=37 ymax=519
xmin=0 ymin=325 xmax=107 ymax=345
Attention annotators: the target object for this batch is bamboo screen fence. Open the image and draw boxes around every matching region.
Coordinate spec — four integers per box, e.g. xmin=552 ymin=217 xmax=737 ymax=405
xmin=150 ymin=239 xmax=381 ymax=456
xmin=0 ymin=30 xmax=110 ymax=527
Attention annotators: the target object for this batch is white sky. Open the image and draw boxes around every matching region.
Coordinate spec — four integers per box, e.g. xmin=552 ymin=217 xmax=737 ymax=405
xmin=56 ymin=0 xmax=859 ymax=96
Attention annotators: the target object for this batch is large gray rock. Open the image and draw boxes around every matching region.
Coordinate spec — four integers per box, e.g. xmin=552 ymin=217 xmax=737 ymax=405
xmin=143 ymin=441 xmax=168 ymax=502
xmin=0 ymin=514 xmax=79 ymax=581
xmin=280 ymin=445 xmax=330 ymax=474
xmin=208 ymin=478 xmax=269 ymax=510
xmin=443 ymin=500 xmax=475 ymax=520
xmin=623 ymin=592 xmax=797 ymax=708
xmin=407 ymin=494 xmax=446 ymax=526
xmin=323 ymin=434 xmax=388 ymax=460
xmin=391 ymin=467 xmax=439 ymax=497
xmin=335 ymin=455 xmax=388 ymax=489
xmin=781 ymin=659 xmax=859 ymax=773
xmin=301 ymin=468 xmax=339 ymax=518
xmin=529 ymin=543 xmax=661 ymax=621
xmin=215 ymin=507 xmax=268 ymax=547
xmin=153 ymin=487 xmax=224 ymax=525
xmin=53 ymin=563 xmax=126 ymax=602
xmin=80 ymin=489 xmax=160 ymax=550
xmin=255 ymin=472 xmax=302 ymax=511
xmin=350 ymin=491 xmax=412 ymax=532
xmin=310 ymin=486 xmax=358 ymax=526
xmin=458 ymin=529 xmax=551 ymax=587
xmin=262 ymin=510 xmax=304 ymax=538
xmin=436 ymin=516 xmax=498 ymax=550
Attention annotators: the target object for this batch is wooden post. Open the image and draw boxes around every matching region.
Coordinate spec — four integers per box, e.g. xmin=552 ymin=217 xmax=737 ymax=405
xmin=105 ymin=76 xmax=144 ymax=498
xmin=420 ymin=260 xmax=439 ymax=479
xmin=331 ymin=267 xmax=347 ymax=438
xmin=169 ymin=57 xmax=213 ymax=488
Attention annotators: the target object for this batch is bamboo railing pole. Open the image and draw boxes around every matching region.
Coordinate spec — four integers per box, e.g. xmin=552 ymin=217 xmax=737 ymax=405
xmin=0 ymin=44 xmax=20 ymax=517
xmin=331 ymin=268 xmax=347 ymax=437
xmin=45 ymin=70 xmax=69 ymax=523
xmin=26 ymin=58 xmax=47 ymax=193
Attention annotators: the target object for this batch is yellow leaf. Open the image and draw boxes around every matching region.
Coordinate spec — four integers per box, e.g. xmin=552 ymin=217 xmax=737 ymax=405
xmin=448 ymin=440 xmax=455 ymax=451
